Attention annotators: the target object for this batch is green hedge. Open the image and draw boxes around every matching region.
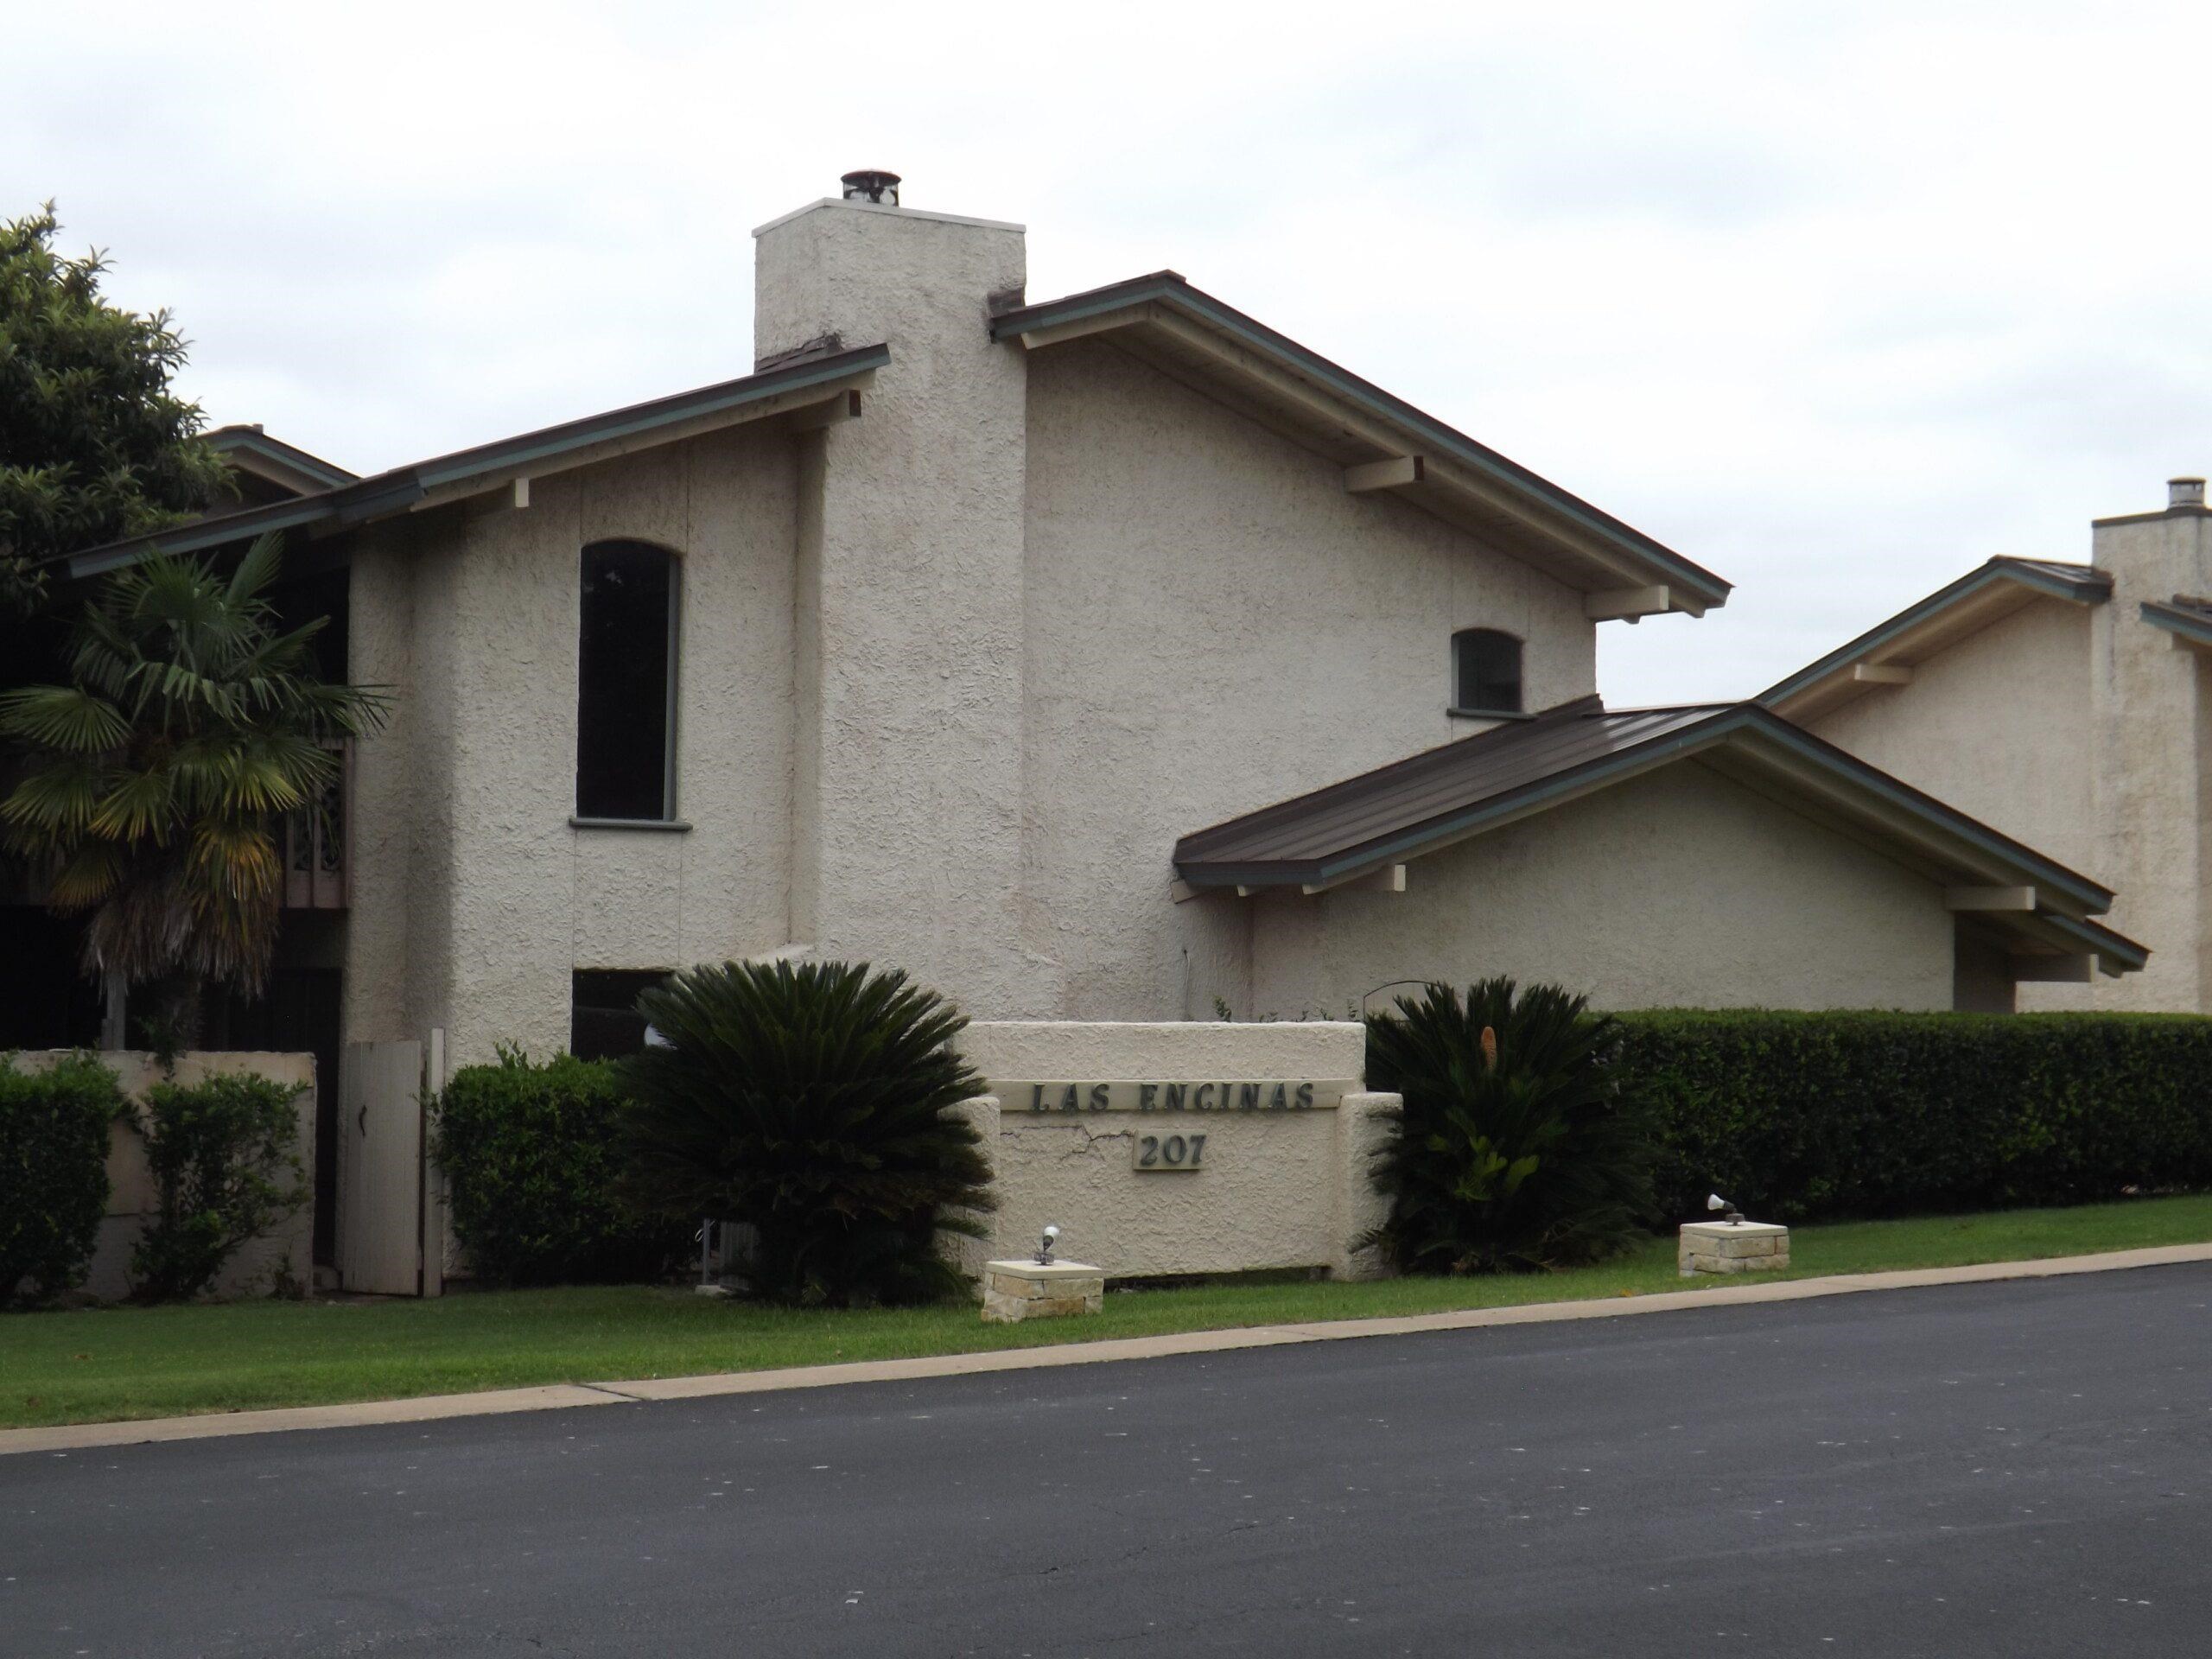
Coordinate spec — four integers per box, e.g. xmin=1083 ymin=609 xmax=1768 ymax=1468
xmin=433 ymin=1049 xmax=688 ymax=1287
xmin=1617 ymin=1010 xmax=2212 ymax=1224
xmin=2 ymin=1052 xmax=126 ymax=1306
xmin=133 ymin=1071 xmax=308 ymax=1302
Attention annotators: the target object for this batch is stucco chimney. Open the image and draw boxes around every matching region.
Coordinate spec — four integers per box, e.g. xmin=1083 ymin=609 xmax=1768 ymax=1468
xmin=749 ymin=184 xmax=1042 ymax=1012
xmin=2170 ymin=476 xmax=2206 ymax=510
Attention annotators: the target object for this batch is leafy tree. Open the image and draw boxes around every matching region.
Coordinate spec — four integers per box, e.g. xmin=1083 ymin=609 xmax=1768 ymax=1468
xmin=1364 ymin=977 xmax=1656 ymax=1274
xmin=0 ymin=202 xmax=231 ymax=615
xmin=0 ymin=534 xmax=388 ymax=1032
xmin=618 ymin=959 xmax=995 ymax=1306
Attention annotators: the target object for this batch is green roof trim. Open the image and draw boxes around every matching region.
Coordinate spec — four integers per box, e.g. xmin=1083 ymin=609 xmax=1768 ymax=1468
xmin=2140 ymin=598 xmax=2212 ymax=649
xmin=992 ymin=273 xmax=1731 ymax=608
xmin=1760 ymin=557 xmax=2110 ymax=709
xmin=63 ymin=343 xmax=891 ymax=581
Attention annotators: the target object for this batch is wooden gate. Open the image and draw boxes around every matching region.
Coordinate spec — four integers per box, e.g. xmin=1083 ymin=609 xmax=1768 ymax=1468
xmin=339 ymin=1039 xmax=427 ymax=1295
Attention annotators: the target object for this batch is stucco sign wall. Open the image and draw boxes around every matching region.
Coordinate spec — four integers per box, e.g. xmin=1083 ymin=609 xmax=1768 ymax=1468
xmin=950 ymin=1022 xmax=1400 ymax=1282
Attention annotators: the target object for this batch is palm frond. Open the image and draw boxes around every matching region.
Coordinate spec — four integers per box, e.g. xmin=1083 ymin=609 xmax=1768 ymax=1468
xmin=0 ymin=683 xmax=130 ymax=753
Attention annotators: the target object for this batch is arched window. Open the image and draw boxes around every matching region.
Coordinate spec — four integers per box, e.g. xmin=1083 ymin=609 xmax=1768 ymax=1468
xmin=575 ymin=540 xmax=678 ymax=821
xmin=1452 ymin=628 xmax=1522 ymax=715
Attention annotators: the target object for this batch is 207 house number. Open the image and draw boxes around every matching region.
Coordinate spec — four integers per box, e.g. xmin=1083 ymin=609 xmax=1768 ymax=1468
xmin=1134 ymin=1132 xmax=1207 ymax=1172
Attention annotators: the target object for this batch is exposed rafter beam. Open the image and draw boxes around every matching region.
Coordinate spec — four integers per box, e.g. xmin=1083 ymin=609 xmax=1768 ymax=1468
xmin=1947 ymin=886 xmax=2037 ymax=912
xmin=1344 ymin=456 xmax=1425 ymax=493
xmin=1853 ymin=662 xmax=1912 ymax=684
xmin=1585 ymin=584 xmax=1700 ymax=623
xmin=1303 ymin=863 xmax=1408 ymax=897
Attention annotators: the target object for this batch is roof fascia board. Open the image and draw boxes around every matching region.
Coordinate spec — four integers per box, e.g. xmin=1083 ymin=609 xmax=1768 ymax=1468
xmin=2141 ymin=599 xmax=2212 ymax=650
xmin=61 ymin=345 xmax=889 ymax=579
xmin=208 ymin=429 xmax=358 ymax=488
xmin=997 ymin=277 xmax=1730 ymax=608
xmin=68 ymin=498 xmax=336 ymax=578
xmin=2036 ymin=911 xmax=2150 ymax=973
xmin=410 ymin=351 xmax=883 ymax=494
xmin=1761 ymin=560 xmax=2108 ymax=713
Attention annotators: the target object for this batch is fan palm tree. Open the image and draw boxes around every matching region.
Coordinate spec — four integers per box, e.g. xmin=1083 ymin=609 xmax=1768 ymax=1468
xmin=0 ymin=532 xmax=387 ymax=1033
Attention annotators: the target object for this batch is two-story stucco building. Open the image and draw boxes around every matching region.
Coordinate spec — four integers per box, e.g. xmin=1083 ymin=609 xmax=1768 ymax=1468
xmin=14 ymin=173 xmax=2148 ymax=1277
xmin=1763 ymin=477 xmax=2212 ymax=1013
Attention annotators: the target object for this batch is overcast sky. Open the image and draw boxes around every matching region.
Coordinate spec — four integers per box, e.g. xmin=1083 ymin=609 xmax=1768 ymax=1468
xmin=13 ymin=1 xmax=2210 ymax=703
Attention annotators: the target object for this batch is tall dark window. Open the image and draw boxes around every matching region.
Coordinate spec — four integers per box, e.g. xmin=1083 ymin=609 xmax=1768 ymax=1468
xmin=576 ymin=541 xmax=677 ymax=820
xmin=1452 ymin=628 xmax=1523 ymax=714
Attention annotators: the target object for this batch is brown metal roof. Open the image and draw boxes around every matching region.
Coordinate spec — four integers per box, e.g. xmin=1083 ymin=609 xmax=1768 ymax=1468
xmin=1175 ymin=696 xmax=1724 ymax=878
xmin=1173 ymin=696 xmax=2144 ymax=976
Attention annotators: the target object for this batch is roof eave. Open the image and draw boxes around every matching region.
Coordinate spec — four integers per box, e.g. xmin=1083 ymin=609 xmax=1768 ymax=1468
xmin=1177 ymin=704 xmax=2117 ymax=922
xmin=994 ymin=276 xmax=1730 ymax=613
xmin=60 ymin=344 xmax=891 ymax=581
xmin=1762 ymin=559 xmax=2109 ymax=721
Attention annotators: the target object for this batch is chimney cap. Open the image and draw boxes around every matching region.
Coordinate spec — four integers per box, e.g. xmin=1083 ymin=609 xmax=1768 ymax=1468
xmin=841 ymin=169 xmax=901 ymax=207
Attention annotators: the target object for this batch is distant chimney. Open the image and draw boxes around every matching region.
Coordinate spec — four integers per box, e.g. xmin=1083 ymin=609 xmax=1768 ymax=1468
xmin=2171 ymin=476 xmax=2206 ymax=510
xmin=841 ymin=169 xmax=901 ymax=207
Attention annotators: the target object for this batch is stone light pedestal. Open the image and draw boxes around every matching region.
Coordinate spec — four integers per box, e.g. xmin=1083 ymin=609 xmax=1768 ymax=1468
xmin=1679 ymin=1221 xmax=1790 ymax=1277
xmin=982 ymin=1259 xmax=1105 ymax=1323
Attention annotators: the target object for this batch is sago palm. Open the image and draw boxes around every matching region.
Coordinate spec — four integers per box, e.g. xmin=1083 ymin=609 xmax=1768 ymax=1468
xmin=0 ymin=532 xmax=387 ymax=1010
xmin=1364 ymin=977 xmax=1656 ymax=1274
xmin=618 ymin=958 xmax=996 ymax=1306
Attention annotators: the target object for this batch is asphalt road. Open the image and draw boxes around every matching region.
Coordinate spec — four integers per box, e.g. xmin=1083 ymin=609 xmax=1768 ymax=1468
xmin=4 ymin=1267 xmax=2209 ymax=1658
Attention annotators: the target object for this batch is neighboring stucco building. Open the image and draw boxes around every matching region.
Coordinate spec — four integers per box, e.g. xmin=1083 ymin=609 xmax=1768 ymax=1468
xmin=1763 ymin=480 xmax=2212 ymax=1012
xmin=16 ymin=173 xmax=2147 ymax=1275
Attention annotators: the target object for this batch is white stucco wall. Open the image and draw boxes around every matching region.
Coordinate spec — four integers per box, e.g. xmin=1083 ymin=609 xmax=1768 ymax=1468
xmin=1020 ymin=337 xmax=1597 ymax=1019
xmin=344 ymin=423 xmax=801 ymax=1067
xmin=1803 ymin=598 xmax=2097 ymax=872
xmin=950 ymin=1022 xmax=1395 ymax=1281
xmin=1237 ymin=760 xmax=1955 ymax=1017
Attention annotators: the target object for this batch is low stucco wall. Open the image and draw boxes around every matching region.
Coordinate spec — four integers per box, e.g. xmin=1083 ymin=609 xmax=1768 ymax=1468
xmin=951 ymin=1022 xmax=1397 ymax=1281
xmin=12 ymin=1050 xmax=316 ymax=1301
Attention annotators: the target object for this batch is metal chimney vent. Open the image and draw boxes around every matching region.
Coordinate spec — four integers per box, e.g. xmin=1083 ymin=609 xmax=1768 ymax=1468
xmin=2171 ymin=477 xmax=2206 ymax=510
xmin=841 ymin=170 xmax=901 ymax=207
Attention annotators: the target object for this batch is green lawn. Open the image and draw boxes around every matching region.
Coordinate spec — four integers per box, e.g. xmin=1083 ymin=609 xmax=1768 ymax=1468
xmin=5 ymin=1192 xmax=2210 ymax=1432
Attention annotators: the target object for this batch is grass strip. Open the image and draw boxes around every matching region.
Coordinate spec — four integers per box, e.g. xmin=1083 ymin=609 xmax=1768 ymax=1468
xmin=5 ymin=1192 xmax=2209 ymax=1430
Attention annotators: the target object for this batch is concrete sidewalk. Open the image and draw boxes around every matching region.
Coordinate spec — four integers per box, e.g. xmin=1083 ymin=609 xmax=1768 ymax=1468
xmin=7 ymin=1240 xmax=2210 ymax=1459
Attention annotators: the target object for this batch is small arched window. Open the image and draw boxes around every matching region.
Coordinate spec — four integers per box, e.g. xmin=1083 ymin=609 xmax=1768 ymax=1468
xmin=1452 ymin=628 xmax=1522 ymax=715
xmin=575 ymin=540 xmax=678 ymax=821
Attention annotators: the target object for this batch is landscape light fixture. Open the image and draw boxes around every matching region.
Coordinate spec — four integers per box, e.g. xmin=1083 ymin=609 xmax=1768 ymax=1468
xmin=1707 ymin=1193 xmax=1746 ymax=1226
xmin=1035 ymin=1224 xmax=1061 ymax=1266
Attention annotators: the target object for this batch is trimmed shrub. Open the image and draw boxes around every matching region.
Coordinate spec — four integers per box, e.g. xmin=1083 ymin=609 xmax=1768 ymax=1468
xmin=619 ymin=959 xmax=995 ymax=1307
xmin=1364 ymin=979 xmax=1656 ymax=1274
xmin=432 ymin=1049 xmax=689 ymax=1287
xmin=1618 ymin=1009 xmax=2212 ymax=1224
xmin=131 ymin=1071 xmax=308 ymax=1301
xmin=1 ymin=1052 xmax=126 ymax=1306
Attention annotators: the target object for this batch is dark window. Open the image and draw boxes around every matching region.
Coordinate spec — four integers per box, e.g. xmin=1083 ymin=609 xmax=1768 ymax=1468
xmin=1452 ymin=628 xmax=1523 ymax=714
xmin=571 ymin=969 xmax=673 ymax=1061
xmin=576 ymin=541 xmax=677 ymax=820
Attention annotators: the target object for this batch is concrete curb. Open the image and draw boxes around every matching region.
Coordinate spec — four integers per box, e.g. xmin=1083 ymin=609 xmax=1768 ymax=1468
xmin=8 ymin=1242 xmax=2210 ymax=1458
